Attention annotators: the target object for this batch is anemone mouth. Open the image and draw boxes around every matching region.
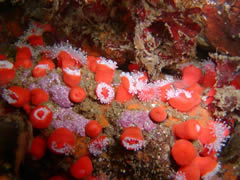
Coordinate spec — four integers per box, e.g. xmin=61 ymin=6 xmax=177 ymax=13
xmin=33 ymin=107 xmax=51 ymax=120
xmin=122 ymin=137 xmax=145 ymax=151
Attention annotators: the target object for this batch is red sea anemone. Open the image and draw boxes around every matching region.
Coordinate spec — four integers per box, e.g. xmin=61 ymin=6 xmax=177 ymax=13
xmin=95 ymin=58 xmax=117 ymax=84
xmin=45 ymin=42 xmax=87 ymax=67
xmin=31 ymin=88 xmax=49 ymax=106
xmin=88 ymin=135 xmax=108 ymax=156
xmin=120 ymin=127 xmax=144 ymax=151
xmin=85 ymin=120 xmax=102 ymax=138
xmin=32 ymin=64 xmax=50 ymax=78
xmin=150 ymin=106 xmax=167 ymax=123
xmin=115 ymin=83 xmax=133 ymax=103
xmin=87 ymin=56 xmax=101 ymax=72
xmin=15 ymin=46 xmax=32 ymax=68
xmin=63 ymin=67 xmax=81 ymax=87
xmin=172 ymin=119 xmax=201 ymax=140
xmin=27 ymin=34 xmax=45 ymax=46
xmin=193 ymin=156 xmax=220 ymax=180
xmin=48 ymin=128 xmax=76 ymax=155
xmin=2 ymin=86 xmax=30 ymax=107
xmin=70 ymin=156 xmax=93 ymax=179
xmin=175 ymin=164 xmax=200 ymax=180
xmin=30 ymin=105 xmax=53 ymax=129
xmin=171 ymin=139 xmax=197 ymax=166
xmin=167 ymin=87 xmax=200 ymax=112
xmin=0 ymin=60 xmax=16 ymax=85
xmin=69 ymin=86 xmax=86 ymax=103
xmin=181 ymin=64 xmax=202 ymax=87
xmin=30 ymin=136 xmax=47 ymax=160
xmin=95 ymin=82 xmax=115 ymax=104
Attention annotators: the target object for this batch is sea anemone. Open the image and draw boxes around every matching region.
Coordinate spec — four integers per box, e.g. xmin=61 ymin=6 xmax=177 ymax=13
xmin=172 ymin=119 xmax=201 ymax=140
xmin=88 ymin=135 xmax=108 ymax=156
xmin=70 ymin=156 xmax=93 ymax=179
xmin=30 ymin=105 xmax=53 ymax=129
xmin=30 ymin=136 xmax=47 ymax=160
xmin=149 ymin=106 xmax=167 ymax=123
xmin=30 ymin=88 xmax=49 ymax=106
xmin=0 ymin=60 xmax=16 ymax=85
xmin=85 ymin=120 xmax=102 ymax=138
xmin=63 ymin=67 xmax=81 ymax=87
xmin=32 ymin=64 xmax=50 ymax=78
xmin=95 ymin=82 xmax=115 ymax=104
xmin=95 ymin=57 xmax=117 ymax=83
xmin=48 ymin=128 xmax=76 ymax=155
xmin=175 ymin=164 xmax=200 ymax=180
xmin=120 ymin=127 xmax=145 ymax=151
xmin=181 ymin=64 xmax=202 ymax=87
xmin=193 ymin=156 xmax=221 ymax=180
xmin=45 ymin=41 xmax=87 ymax=66
xmin=87 ymin=56 xmax=101 ymax=73
xmin=69 ymin=86 xmax=86 ymax=103
xmin=203 ymin=119 xmax=230 ymax=154
xmin=171 ymin=139 xmax=197 ymax=166
xmin=2 ymin=86 xmax=30 ymax=107
xmin=137 ymin=83 xmax=158 ymax=102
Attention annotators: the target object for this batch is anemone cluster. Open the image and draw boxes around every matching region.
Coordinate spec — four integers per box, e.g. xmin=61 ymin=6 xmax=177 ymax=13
xmin=0 ymin=18 xmax=239 ymax=180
